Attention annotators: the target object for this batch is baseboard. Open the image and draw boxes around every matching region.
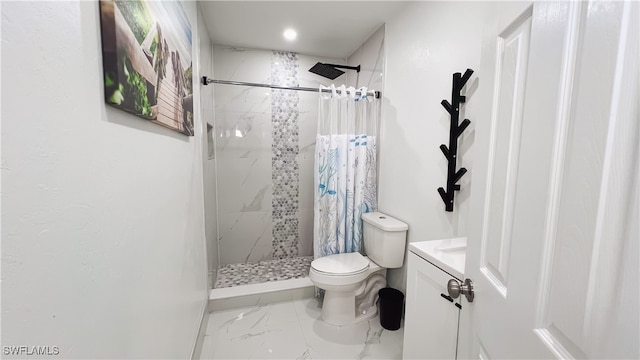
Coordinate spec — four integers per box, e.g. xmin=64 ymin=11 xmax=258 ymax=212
xmin=190 ymin=299 xmax=210 ymax=360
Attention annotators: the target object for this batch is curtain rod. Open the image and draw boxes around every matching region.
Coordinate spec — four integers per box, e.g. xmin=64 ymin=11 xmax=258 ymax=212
xmin=201 ymin=76 xmax=381 ymax=99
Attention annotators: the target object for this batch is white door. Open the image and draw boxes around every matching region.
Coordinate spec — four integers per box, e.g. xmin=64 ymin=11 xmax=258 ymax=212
xmin=459 ymin=1 xmax=639 ymax=359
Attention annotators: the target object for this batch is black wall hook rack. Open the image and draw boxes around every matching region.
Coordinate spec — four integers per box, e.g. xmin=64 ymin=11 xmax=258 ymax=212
xmin=438 ymin=69 xmax=473 ymax=212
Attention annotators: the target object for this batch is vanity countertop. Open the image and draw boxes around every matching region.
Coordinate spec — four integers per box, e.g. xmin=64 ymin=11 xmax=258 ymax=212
xmin=408 ymin=237 xmax=467 ymax=280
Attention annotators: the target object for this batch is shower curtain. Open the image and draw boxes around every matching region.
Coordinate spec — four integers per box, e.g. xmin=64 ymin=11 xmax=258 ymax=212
xmin=314 ymin=85 xmax=379 ymax=259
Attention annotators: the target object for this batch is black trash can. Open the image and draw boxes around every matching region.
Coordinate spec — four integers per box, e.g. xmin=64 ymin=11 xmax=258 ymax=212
xmin=378 ymin=287 xmax=404 ymax=330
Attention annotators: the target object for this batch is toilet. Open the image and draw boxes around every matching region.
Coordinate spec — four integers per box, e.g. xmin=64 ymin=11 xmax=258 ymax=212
xmin=310 ymin=212 xmax=408 ymax=326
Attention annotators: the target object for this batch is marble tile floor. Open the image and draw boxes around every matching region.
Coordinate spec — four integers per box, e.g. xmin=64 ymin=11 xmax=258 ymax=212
xmin=200 ymin=297 xmax=404 ymax=360
xmin=215 ymin=256 xmax=313 ymax=288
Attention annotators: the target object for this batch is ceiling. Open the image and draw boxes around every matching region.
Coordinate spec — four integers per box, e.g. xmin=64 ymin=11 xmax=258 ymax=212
xmin=199 ymin=1 xmax=407 ymax=59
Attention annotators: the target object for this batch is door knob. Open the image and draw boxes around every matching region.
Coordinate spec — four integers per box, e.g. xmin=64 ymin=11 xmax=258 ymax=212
xmin=447 ymin=278 xmax=474 ymax=302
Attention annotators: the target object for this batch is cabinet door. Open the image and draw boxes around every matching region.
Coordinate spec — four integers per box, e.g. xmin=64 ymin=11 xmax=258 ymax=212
xmin=403 ymin=252 xmax=460 ymax=360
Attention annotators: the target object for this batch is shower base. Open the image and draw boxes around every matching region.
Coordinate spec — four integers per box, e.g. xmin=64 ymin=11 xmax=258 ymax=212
xmin=214 ymin=256 xmax=313 ymax=289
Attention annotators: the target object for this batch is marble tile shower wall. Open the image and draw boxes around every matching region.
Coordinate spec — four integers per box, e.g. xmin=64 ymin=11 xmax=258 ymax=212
xmin=212 ymin=46 xmax=347 ymax=265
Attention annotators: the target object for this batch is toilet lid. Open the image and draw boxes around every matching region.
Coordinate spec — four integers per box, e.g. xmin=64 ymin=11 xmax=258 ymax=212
xmin=311 ymin=253 xmax=369 ymax=275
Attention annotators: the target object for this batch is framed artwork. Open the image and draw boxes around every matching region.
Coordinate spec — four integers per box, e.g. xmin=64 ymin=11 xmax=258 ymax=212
xmin=99 ymin=0 xmax=194 ymax=136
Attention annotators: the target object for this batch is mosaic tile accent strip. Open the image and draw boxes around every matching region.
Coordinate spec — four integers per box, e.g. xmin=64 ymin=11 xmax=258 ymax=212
xmin=271 ymin=51 xmax=300 ymax=259
xmin=214 ymin=256 xmax=313 ymax=288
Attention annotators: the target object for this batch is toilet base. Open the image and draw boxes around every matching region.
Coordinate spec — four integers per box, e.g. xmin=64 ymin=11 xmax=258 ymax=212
xmin=319 ymin=272 xmax=386 ymax=326
xmin=321 ymin=291 xmax=379 ymax=326
xmin=321 ymin=290 xmax=356 ymax=325
xmin=310 ymin=258 xmax=388 ymax=326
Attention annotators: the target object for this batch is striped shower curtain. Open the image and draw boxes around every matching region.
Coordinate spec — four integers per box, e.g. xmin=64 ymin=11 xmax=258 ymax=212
xmin=314 ymin=85 xmax=380 ymax=258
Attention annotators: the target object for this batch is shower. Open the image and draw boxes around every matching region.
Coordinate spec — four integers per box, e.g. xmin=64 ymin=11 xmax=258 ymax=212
xmin=205 ymin=48 xmax=377 ymax=291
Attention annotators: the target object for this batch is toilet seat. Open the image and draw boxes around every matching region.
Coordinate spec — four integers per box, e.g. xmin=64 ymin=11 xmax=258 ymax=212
xmin=311 ymin=252 xmax=370 ymax=276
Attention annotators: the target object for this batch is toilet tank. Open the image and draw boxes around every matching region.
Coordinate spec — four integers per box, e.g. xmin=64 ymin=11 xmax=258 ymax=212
xmin=362 ymin=212 xmax=408 ymax=268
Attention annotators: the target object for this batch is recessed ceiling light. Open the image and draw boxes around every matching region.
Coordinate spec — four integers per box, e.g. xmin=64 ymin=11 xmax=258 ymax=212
xmin=283 ymin=28 xmax=297 ymax=41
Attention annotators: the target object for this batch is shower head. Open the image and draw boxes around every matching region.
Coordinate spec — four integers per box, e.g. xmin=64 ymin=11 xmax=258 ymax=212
xmin=309 ymin=63 xmax=344 ymax=80
xmin=309 ymin=63 xmax=361 ymax=80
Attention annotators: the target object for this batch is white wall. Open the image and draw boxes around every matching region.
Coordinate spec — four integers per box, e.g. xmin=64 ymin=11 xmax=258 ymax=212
xmin=199 ymin=6 xmax=219 ymax=288
xmin=347 ymin=25 xmax=385 ymax=93
xmin=1 ymin=1 xmax=208 ymax=358
xmin=377 ymin=2 xmax=487 ymax=293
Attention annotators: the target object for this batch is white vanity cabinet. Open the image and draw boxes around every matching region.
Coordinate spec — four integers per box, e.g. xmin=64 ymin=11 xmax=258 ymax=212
xmin=402 ymin=238 xmax=466 ymax=360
